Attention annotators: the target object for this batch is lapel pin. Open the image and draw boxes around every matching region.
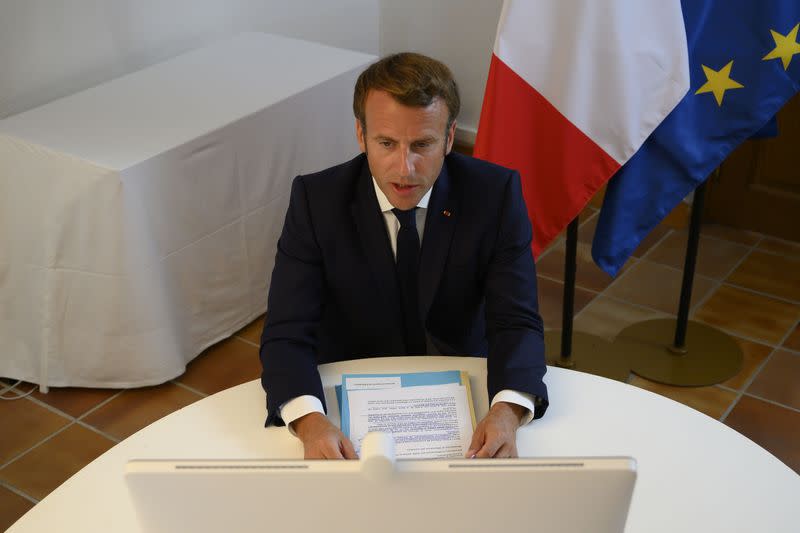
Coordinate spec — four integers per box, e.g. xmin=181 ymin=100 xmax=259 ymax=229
xmin=442 ymin=210 xmax=452 ymax=217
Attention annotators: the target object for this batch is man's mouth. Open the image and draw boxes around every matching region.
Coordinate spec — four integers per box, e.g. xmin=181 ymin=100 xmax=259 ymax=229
xmin=391 ymin=183 xmax=418 ymax=193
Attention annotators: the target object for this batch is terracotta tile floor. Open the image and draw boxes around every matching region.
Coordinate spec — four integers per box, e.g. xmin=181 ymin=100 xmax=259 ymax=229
xmin=646 ymin=231 xmax=751 ymax=279
xmin=2 ymin=213 xmax=799 ymax=529
xmin=604 ymin=259 xmax=716 ymax=315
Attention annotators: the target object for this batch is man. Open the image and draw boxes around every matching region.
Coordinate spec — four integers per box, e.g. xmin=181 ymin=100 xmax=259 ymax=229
xmin=260 ymin=52 xmax=548 ymax=460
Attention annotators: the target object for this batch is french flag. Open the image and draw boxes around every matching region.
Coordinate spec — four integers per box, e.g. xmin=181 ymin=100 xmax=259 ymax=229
xmin=474 ymin=0 xmax=691 ymax=256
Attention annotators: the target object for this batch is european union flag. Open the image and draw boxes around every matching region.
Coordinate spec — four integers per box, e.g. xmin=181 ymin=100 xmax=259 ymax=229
xmin=592 ymin=1 xmax=800 ymax=276
xmin=750 ymin=115 xmax=779 ymax=139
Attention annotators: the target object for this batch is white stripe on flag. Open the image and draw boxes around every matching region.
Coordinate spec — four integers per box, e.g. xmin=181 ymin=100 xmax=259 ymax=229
xmin=494 ymin=0 xmax=690 ymax=164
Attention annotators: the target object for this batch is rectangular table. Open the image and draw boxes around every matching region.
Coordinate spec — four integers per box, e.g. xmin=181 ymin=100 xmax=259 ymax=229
xmin=0 ymin=32 xmax=375 ymax=389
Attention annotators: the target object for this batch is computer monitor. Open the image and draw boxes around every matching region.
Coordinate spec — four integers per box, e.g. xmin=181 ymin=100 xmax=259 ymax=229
xmin=126 ymin=433 xmax=636 ymax=533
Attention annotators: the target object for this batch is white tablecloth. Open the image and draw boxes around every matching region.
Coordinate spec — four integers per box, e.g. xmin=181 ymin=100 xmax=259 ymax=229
xmin=7 ymin=359 xmax=800 ymax=533
xmin=0 ymin=33 xmax=375 ymax=388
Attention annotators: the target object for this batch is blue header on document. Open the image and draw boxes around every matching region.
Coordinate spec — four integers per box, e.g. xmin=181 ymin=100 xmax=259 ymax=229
xmin=336 ymin=370 xmax=466 ymax=438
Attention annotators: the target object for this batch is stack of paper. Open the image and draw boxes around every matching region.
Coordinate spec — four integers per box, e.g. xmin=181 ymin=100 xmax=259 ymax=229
xmin=336 ymin=371 xmax=477 ymax=459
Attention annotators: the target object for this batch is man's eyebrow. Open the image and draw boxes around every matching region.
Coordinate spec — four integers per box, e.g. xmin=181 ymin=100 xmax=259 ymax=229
xmin=371 ymin=134 xmax=439 ymax=144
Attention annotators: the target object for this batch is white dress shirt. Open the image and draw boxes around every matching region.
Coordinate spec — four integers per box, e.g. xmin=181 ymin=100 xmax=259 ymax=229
xmin=280 ymin=178 xmax=536 ymax=430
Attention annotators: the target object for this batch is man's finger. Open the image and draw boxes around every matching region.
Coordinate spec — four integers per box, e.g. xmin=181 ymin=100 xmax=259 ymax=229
xmin=494 ymin=442 xmax=517 ymax=459
xmin=340 ymin=437 xmax=358 ymax=459
xmin=321 ymin=439 xmax=345 ymax=459
xmin=474 ymin=434 xmax=503 ymax=458
xmin=466 ymin=425 xmax=486 ymax=457
xmin=508 ymin=442 xmax=518 ymax=458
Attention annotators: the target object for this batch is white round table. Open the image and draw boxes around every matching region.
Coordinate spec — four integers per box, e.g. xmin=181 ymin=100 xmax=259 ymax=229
xmin=8 ymin=357 xmax=800 ymax=532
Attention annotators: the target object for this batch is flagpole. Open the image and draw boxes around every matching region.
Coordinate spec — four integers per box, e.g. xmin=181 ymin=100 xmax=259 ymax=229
xmin=545 ymin=216 xmax=630 ymax=382
xmin=560 ymin=218 xmax=578 ymax=361
xmin=672 ymin=179 xmax=706 ymax=352
xmin=614 ymin=178 xmax=742 ymax=386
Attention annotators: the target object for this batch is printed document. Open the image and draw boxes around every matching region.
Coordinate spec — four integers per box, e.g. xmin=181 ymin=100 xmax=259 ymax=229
xmin=346 ymin=382 xmax=474 ymax=459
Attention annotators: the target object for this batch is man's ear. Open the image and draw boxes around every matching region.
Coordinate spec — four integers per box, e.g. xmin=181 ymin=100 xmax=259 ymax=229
xmin=445 ymin=119 xmax=457 ymax=155
xmin=355 ymin=119 xmax=366 ymax=153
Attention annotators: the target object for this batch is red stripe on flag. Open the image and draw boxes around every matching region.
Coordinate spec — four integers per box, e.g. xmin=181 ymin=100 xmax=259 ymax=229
xmin=474 ymin=55 xmax=620 ymax=257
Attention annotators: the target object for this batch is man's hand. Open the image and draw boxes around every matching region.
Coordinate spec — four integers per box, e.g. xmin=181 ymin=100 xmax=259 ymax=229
xmin=466 ymin=401 xmax=527 ymax=459
xmin=290 ymin=412 xmax=358 ymax=459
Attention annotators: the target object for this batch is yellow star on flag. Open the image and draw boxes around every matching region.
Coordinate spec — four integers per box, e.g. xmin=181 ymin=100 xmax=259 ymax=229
xmin=694 ymin=60 xmax=744 ymax=106
xmin=762 ymin=23 xmax=800 ymax=70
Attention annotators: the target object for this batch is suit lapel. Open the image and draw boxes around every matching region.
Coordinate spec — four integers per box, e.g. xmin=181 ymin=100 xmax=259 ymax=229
xmin=350 ymin=159 xmax=402 ymax=315
xmin=419 ymin=160 xmax=459 ymax=322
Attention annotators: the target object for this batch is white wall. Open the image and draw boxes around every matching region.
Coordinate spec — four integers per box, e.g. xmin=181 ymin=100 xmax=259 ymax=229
xmin=380 ymin=0 xmax=503 ymax=143
xmin=1 ymin=0 xmax=499 ymax=141
xmin=0 ymin=0 xmax=379 ymax=119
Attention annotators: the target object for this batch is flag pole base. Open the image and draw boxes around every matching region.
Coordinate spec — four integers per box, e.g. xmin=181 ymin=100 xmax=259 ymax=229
xmin=545 ymin=330 xmax=630 ymax=382
xmin=618 ymin=319 xmax=742 ymax=386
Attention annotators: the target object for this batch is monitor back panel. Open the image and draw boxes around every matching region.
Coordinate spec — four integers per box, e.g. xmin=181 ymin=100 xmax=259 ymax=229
xmin=126 ymin=457 xmax=636 ymax=533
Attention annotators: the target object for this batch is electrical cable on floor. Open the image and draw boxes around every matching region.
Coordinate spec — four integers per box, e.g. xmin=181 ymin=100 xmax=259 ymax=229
xmin=0 ymin=379 xmax=37 ymax=400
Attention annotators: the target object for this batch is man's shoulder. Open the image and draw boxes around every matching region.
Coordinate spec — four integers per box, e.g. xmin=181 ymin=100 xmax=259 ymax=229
xmin=296 ymin=153 xmax=366 ymax=193
xmin=445 ymin=152 xmax=517 ymax=185
xmin=445 ymin=152 xmax=520 ymax=201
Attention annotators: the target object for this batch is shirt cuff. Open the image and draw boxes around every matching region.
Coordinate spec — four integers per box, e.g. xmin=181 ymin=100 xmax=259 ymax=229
xmin=491 ymin=389 xmax=536 ymax=426
xmin=280 ymin=395 xmax=325 ymax=436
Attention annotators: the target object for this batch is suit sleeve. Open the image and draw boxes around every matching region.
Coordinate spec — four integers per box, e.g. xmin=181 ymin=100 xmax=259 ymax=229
xmin=484 ymin=171 xmax=549 ymax=419
xmin=260 ymin=176 xmax=327 ymax=426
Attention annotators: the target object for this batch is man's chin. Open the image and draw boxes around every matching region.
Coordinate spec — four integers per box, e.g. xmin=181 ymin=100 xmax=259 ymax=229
xmin=388 ymin=186 xmax=424 ymax=210
xmin=390 ymin=198 xmax=420 ymax=211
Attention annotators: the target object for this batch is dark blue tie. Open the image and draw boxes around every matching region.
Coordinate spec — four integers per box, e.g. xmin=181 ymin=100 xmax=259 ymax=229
xmin=392 ymin=208 xmax=427 ymax=354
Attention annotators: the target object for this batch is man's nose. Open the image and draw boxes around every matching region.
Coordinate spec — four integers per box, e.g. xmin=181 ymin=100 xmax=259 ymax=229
xmin=397 ymin=147 xmax=413 ymax=177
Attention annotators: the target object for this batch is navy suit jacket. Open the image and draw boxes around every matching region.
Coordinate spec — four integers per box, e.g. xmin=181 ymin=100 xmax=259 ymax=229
xmin=260 ymin=152 xmax=548 ymax=426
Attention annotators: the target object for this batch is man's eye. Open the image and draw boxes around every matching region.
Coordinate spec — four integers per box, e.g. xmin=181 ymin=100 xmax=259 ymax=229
xmin=379 ymin=141 xmax=393 ymax=148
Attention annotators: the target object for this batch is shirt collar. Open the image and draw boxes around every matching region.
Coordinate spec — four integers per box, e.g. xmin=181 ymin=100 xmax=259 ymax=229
xmin=372 ymin=177 xmax=432 ymax=213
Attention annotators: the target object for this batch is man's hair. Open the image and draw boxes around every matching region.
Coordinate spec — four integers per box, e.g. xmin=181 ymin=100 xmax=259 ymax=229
xmin=353 ymin=52 xmax=461 ymax=131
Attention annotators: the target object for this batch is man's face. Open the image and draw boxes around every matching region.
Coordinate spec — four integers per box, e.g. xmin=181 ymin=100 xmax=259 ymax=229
xmin=356 ymin=90 xmax=456 ymax=210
